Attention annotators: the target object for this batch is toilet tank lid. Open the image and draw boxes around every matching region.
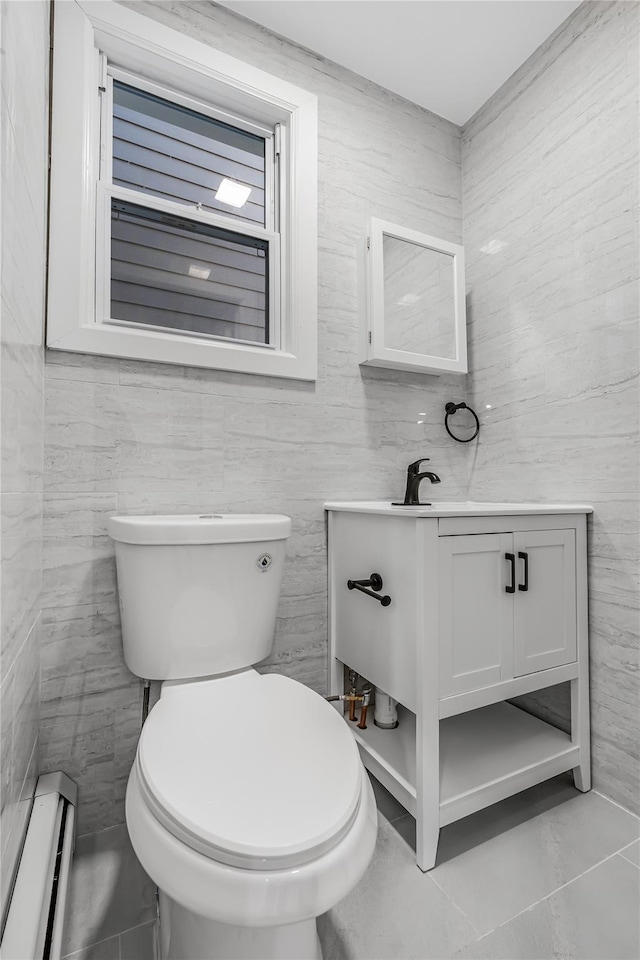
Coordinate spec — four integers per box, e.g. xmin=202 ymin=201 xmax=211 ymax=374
xmin=108 ymin=514 xmax=292 ymax=545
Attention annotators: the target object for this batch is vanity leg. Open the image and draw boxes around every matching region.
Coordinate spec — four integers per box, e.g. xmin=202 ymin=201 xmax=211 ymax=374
xmin=571 ymin=676 xmax=591 ymax=792
xmin=573 ymin=768 xmax=590 ymax=792
xmin=415 ymin=520 xmax=441 ymax=871
xmin=416 ymin=817 xmax=440 ymax=872
xmin=571 ymin=517 xmax=590 ymax=793
xmin=415 ymin=625 xmax=440 ymax=872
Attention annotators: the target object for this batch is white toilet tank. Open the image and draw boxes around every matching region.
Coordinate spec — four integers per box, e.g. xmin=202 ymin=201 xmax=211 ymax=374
xmin=108 ymin=514 xmax=291 ymax=680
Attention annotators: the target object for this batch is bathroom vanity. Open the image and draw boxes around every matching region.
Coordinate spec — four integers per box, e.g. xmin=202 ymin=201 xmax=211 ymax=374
xmin=325 ymin=502 xmax=592 ymax=871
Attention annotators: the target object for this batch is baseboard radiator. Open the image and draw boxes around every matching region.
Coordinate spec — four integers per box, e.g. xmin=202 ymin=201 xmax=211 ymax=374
xmin=1 ymin=772 xmax=77 ymax=960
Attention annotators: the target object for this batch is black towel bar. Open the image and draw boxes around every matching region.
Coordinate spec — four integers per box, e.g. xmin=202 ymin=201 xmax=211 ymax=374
xmin=347 ymin=573 xmax=391 ymax=606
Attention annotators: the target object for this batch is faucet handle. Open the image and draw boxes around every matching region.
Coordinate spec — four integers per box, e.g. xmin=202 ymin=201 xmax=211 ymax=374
xmin=408 ymin=458 xmax=430 ymax=474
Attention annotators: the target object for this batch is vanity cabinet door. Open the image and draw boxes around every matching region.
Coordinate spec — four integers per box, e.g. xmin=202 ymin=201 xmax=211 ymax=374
xmin=439 ymin=534 xmax=513 ymax=697
xmin=512 ymin=529 xmax=577 ymax=676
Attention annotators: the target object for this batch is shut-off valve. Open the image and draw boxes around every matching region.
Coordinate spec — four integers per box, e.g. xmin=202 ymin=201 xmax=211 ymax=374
xmin=326 ymin=671 xmax=373 ymax=729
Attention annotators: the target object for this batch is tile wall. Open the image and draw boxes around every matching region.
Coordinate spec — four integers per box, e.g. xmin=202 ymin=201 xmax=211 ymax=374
xmin=40 ymin=0 xmax=469 ymax=836
xmin=30 ymin=0 xmax=640 ymax=839
xmin=0 ymin=0 xmax=49 ymax=918
xmin=462 ymin=1 xmax=639 ymax=812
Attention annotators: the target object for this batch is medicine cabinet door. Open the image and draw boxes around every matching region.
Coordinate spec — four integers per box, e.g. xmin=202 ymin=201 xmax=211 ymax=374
xmin=361 ymin=218 xmax=467 ymax=375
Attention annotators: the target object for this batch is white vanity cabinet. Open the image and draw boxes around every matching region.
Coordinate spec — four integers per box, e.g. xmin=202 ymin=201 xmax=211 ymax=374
xmin=326 ymin=502 xmax=592 ymax=871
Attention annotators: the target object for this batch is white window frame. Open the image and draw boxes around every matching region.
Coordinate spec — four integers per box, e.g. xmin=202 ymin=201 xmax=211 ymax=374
xmin=47 ymin=0 xmax=318 ymax=380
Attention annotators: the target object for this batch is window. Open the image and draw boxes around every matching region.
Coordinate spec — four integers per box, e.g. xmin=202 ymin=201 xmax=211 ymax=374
xmin=47 ymin=1 xmax=318 ymax=380
xmin=104 ymin=78 xmax=275 ymax=347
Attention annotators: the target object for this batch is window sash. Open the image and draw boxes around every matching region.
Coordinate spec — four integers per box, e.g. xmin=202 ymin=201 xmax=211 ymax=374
xmin=110 ymin=199 xmax=271 ymax=346
xmin=101 ymin=68 xmax=276 ymax=233
xmin=96 ymin=183 xmax=281 ymax=350
xmin=114 ymin=88 xmax=264 ymax=222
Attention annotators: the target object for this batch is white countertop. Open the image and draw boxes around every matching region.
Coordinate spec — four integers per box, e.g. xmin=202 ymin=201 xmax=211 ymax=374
xmin=324 ymin=501 xmax=593 ymax=517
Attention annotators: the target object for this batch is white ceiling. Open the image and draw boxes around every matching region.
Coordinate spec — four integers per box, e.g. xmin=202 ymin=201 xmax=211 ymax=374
xmin=218 ymin=1 xmax=582 ymax=125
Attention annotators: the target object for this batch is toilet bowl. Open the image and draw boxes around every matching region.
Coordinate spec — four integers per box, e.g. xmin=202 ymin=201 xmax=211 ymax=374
xmin=109 ymin=514 xmax=377 ymax=960
xmin=126 ymin=671 xmax=377 ymax=959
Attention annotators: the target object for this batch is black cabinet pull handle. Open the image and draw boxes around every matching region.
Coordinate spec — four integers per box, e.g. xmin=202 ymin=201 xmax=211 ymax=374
xmin=518 ymin=551 xmax=529 ymax=592
xmin=505 ymin=553 xmax=516 ymax=593
xmin=347 ymin=572 xmax=391 ymax=606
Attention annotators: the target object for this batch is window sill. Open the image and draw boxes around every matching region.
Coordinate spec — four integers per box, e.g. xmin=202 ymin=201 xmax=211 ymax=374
xmin=46 ymin=322 xmax=317 ymax=381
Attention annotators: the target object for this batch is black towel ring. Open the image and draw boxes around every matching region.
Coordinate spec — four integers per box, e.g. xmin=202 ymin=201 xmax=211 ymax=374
xmin=444 ymin=401 xmax=480 ymax=443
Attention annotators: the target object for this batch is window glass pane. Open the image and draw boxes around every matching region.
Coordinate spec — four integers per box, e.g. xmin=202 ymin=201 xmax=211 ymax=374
xmin=110 ymin=200 xmax=269 ymax=344
xmin=112 ymin=82 xmax=266 ymax=227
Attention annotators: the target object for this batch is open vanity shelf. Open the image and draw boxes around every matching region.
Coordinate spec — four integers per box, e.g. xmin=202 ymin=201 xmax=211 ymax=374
xmin=347 ymin=697 xmax=579 ymax=825
xmin=326 ymin=501 xmax=592 ymax=871
xmin=350 ymin=701 xmax=418 ymax=813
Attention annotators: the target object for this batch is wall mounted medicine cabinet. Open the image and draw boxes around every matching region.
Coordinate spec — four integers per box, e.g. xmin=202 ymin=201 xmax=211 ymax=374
xmin=326 ymin=501 xmax=592 ymax=871
xmin=360 ymin=219 xmax=467 ymax=375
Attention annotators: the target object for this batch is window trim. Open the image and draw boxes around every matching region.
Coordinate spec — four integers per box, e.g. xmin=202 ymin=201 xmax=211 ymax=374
xmin=47 ymin=0 xmax=318 ymax=380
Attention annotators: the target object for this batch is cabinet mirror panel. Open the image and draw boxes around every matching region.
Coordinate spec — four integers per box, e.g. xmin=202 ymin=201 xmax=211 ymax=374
xmin=383 ymin=236 xmax=456 ymax=360
xmin=361 ymin=219 xmax=466 ymax=375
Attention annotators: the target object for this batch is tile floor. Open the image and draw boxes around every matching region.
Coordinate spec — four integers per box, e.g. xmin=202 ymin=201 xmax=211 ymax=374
xmin=62 ymin=774 xmax=640 ymax=960
xmin=320 ymin=775 xmax=640 ymax=959
xmin=61 ymin=823 xmax=157 ymax=960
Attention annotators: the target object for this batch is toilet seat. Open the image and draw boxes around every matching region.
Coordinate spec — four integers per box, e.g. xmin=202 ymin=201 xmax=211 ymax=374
xmin=126 ymin=759 xmax=378 ymax=929
xmin=136 ymin=670 xmax=363 ymax=870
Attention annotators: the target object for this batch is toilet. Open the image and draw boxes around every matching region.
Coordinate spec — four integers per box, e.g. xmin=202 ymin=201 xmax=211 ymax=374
xmin=108 ymin=513 xmax=377 ymax=960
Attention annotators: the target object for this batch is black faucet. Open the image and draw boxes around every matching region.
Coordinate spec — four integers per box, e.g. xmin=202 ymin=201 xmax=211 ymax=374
xmin=399 ymin=458 xmax=441 ymax=505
